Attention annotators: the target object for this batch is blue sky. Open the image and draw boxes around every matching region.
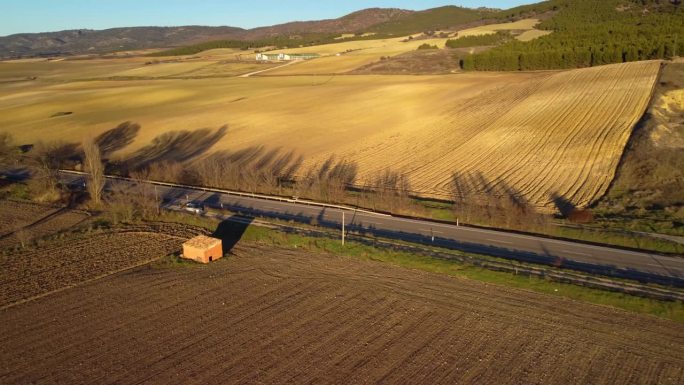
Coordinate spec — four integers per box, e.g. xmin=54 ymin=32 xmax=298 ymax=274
xmin=1 ymin=1 xmax=535 ymax=36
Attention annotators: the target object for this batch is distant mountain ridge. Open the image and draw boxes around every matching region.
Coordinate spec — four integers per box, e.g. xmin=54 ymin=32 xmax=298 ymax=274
xmin=0 ymin=5 xmax=510 ymax=58
xmin=0 ymin=8 xmax=418 ymax=58
xmin=240 ymin=8 xmax=414 ymax=39
xmin=0 ymin=26 xmax=246 ymax=58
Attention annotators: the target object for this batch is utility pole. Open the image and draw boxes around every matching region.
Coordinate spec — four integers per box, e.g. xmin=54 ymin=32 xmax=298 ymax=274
xmin=155 ymin=185 xmax=159 ymax=215
xmin=341 ymin=211 xmax=345 ymax=246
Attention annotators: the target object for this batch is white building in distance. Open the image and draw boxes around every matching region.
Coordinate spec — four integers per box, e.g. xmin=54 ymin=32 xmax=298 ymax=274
xmin=256 ymin=53 xmax=321 ymax=61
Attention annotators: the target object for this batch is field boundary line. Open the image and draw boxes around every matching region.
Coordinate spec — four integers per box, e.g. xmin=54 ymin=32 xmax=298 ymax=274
xmin=0 ymin=255 xmax=165 ymax=311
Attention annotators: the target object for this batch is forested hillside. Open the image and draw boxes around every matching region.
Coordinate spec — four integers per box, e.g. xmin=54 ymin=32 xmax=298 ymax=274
xmin=463 ymin=0 xmax=683 ymax=71
xmin=368 ymin=6 xmax=492 ymax=35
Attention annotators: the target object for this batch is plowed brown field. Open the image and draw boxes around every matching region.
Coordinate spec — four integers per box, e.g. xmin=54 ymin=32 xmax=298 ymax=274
xmin=1 ymin=244 xmax=682 ymax=384
xmin=0 ymin=199 xmax=206 ymax=307
xmin=0 ymin=231 xmax=182 ymax=307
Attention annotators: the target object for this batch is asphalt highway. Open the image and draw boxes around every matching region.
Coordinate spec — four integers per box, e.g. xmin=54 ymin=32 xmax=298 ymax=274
xmin=60 ymin=172 xmax=684 ymax=286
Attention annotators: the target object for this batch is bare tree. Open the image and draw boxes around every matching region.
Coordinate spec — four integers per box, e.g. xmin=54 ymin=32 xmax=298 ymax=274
xmin=130 ymin=169 xmax=160 ymax=219
xmin=82 ymin=138 xmax=104 ymax=205
xmin=146 ymin=161 xmax=184 ymax=184
xmin=26 ymin=141 xmax=77 ymax=202
xmin=105 ymin=181 xmax=135 ymax=223
xmin=15 ymin=228 xmax=32 ymax=249
xmin=0 ymin=133 xmax=16 ymax=168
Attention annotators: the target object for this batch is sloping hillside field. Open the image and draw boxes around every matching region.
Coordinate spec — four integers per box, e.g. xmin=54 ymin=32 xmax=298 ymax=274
xmin=0 ymin=60 xmax=660 ymax=211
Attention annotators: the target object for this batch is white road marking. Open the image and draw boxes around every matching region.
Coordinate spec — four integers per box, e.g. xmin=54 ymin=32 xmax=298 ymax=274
xmin=486 ymin=239 xmax=512 ymax=245
xmin=419 ymin=229 xmax=443 ymax=234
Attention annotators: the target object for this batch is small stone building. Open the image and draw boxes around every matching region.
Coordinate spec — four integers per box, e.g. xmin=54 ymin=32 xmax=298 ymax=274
xmin=182 ymin=235 xmax=223 ymax=264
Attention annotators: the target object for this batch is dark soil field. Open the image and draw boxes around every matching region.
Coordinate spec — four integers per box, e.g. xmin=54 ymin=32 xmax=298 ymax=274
xmin=0 ymin=197 xmax=207 ymax=307
xmin=0 ymin=199 xmax=91 ymax=249
xmin=0 ymin=230 xmax=183 ymax=307
xmin=1 ymin=243 xmax=682 ymax=385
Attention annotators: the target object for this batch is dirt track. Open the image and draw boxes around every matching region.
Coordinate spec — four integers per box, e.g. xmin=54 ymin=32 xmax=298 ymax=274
xmin=1 ymin=244 xmax=682 ymax=384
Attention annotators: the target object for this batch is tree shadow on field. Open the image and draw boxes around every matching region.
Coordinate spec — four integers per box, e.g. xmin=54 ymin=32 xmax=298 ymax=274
xmin=551 ymin=193 xmax=577 ymax=218
xmin=191 ymin=146 xmax=305 ymax=192
xmin=450 ymin=170 xmax=548 ymax=230
xmin=212 ymin=216 xmax=253 ymax=254
xmin=121 ymin=125 xmax=227 ymax=173
xmin=95 ymin=121 xmax=141 ymax=159
xmin=27 ymin=141 xmax=82 ymax=168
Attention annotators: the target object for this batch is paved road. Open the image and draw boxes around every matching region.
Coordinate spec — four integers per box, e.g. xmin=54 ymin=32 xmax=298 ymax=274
xmin=60 ymin=172 xmax=684 ymax=286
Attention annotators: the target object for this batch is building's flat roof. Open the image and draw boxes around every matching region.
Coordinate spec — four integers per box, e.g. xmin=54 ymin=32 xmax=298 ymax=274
xmin=183 ymin=235 xmax=221 ymax=250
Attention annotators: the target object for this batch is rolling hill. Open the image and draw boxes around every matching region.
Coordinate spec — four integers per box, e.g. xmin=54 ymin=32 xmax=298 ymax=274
xmin=0 ymin=26 xmax=245 ymax=58
xmin=0 ymin=5 xmax=507 ymax=59
xmin=0 ymin=8 xmax=416 ymax=59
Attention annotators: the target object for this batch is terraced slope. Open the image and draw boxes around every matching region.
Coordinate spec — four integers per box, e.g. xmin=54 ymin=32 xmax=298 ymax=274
xmin=309 ymin=60 xmax=660 ymax=211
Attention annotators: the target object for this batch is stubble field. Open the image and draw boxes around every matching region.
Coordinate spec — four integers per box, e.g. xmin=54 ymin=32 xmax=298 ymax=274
xmin=262 ymin=35 xmax=451 ymax=75
xmin=1 ymin=243 xmax=682 ymax=384
xmin=454 ymin=18 xmax=552 ymax=41
xmin=0 ymin=57 xmax=660 ymax=211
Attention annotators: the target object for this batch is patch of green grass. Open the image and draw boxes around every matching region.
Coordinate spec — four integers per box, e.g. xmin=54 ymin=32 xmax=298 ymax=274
xmin=240 ymin=224 xmax=684 ymax=323
xmin=417 ymin=200 xmax=456 ymax=221
xmin=156 ymin=211 xmax=218 ymax=231
xmin=0 ymin=182 xmax=30 ymax=200
xmin=553 ymin=226 xmax=684 ymax=254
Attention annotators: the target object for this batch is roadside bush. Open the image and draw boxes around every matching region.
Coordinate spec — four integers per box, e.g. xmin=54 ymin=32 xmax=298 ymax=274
xmin=417 ymin=44 xmax=439 ymax=50
xmin=568 ymin=208 xmax=594 ymax=224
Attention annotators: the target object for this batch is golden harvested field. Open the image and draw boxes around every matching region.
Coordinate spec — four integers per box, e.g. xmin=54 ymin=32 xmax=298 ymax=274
xmin=0 ymin=59 xmax=660 ymax=211
xmin=112 ymin=61 xmax=214 ymax=77
xmin=455 ymin=18 xmax=551 ymax=41
xmin=0 ymin=59 xmax=141 ymax=82
xmin=263 ymin=35 xmax=450 ymax=75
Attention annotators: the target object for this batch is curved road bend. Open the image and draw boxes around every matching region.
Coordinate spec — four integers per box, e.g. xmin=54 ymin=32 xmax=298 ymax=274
xmin=59 ymin=172 xmax=684 ymax=286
